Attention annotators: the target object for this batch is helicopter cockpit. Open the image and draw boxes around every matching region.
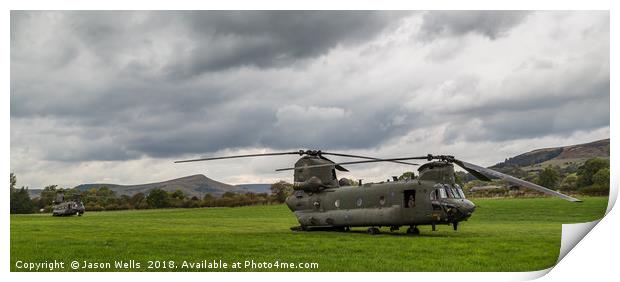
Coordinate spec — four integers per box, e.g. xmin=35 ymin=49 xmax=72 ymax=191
xmin=430 ymin=183 xmax=475 ymax=223
xmin=430 ymin=184 xmax=466 ymax=200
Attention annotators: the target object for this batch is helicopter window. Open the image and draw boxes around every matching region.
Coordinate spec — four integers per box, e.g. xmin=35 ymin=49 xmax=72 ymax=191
xmin=356 ymin=197 xmax=363 ymax=207
xmin=335 ymin=199 xmax=341 ymax=208
xmin=438 ymin=188 xmax=447 ymax=199
xmin=404 ymin=190 xmax=416 ymax=208
xmin=444 ymin=186 xmax=454 ymax=198
xmin=379 ymin=196 xmax=386 ymax=206
xmin=430 ymin=189 xmax=437 ymax=201
xmin=455 ymin=184 xmax=466 ymax=198
xmin=448 ymin=186 xmax=461 ymax=199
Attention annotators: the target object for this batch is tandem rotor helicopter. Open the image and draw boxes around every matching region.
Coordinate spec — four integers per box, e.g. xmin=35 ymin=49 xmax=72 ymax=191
xmin=175 ymin=150 xmax=580 ymax=235
xmin=52 ymin=190 xmax=85 ymax=217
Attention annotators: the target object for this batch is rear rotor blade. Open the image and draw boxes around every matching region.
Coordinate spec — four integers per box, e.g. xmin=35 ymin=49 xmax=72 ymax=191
xmin=318 ymin=155 xmax=349 ymax=172
xmin=276 ymin=156 xmax=429 ymax=171
xmin=174 ymin=151 xmax=302 ymax=163
xmin=455 ymin=159 xmax=581 ymax=202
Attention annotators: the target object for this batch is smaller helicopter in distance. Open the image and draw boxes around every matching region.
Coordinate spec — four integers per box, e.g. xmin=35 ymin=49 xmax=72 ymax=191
xmin=52 ymin=190 xmax=85 ymax=216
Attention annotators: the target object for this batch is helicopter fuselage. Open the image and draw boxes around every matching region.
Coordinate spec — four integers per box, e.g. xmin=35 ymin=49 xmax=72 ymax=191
xmin=285 ymin=161 xmax=476 ymax=231
xmin=175 ymin=150 xmax=579 ymax=234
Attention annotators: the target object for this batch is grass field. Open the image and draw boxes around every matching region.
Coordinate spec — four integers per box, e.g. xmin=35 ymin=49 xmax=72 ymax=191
xmin=10 ymin=196 xmax=608 ymax=272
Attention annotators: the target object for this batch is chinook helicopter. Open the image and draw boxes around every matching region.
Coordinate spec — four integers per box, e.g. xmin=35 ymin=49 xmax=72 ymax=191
xmin=175 ymin=150 xmax=580 ymax=235
xmin=52 ymin=190 xmax=86 ymax=216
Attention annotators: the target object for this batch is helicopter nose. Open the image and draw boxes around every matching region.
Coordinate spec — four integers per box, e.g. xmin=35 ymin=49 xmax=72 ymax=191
xmin=461 ymin=200 xmax=476 ymax=217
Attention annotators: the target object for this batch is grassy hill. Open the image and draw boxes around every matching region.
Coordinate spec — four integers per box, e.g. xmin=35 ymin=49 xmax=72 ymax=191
xmin=491 ymin=139 xmax=609 ymax=171
xmin=74 ymin=174 xmax=253 ymax=198
xmin=10 ymin=197 xmax=607 ymax=272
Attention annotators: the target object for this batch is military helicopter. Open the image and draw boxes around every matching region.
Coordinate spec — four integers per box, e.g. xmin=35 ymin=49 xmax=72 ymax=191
xmin=52 ymin=190 xmax=86 ymax=216
xmin=175 ymin=150 xmax=580 ymax=235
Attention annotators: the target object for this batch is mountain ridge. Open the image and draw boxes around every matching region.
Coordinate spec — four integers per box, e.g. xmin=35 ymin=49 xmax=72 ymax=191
xmin=491 ymin=138 xmax=609 ymax=169
xmin=73 ymin=174 xmax=266 ymax=198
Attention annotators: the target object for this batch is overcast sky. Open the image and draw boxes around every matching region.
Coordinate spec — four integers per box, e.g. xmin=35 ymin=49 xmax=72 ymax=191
xmin=10 ymin=11 xmax=609 ymax=188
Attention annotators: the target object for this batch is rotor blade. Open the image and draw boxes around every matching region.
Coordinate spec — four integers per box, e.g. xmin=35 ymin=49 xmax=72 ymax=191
xmin=275 ymin=156 xmax=430 ymax=171
xmin=174 ymin=151 xmax=302 ymax=163
xmin=455 ymin=159 xmax=581 ymax=202
xmin=318 ymin=155 xmax=349 ymax=172
xmin=322 ymin=152 xmax=419 ymax=166
xmin=450 ymin=159 xmax=492 ymax=182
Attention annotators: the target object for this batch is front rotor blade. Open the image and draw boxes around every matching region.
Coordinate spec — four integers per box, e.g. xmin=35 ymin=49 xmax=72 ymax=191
xmin=455 ymin=159 xmax=581 ymax=202
xmin=322 ymin=152 xmax=419 ymax=166
xmin=275 ymin=156 xmax=429 ymax=171
xmin=451 ymin=159 xmax=492 ymax=181
xmin=174 ymin=151 xmax=302 ymax=163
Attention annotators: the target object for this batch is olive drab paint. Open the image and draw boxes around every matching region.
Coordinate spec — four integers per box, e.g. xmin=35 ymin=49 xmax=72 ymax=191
xmin=52 ymin=191 xmax=85 ymax=216
xmin=286 ymin=157 xmax=475 ymax=233
xmin=175 ymin=150 xmax=580 ymax=235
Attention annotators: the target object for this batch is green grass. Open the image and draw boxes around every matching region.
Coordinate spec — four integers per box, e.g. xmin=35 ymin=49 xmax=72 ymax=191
xmin=11 ymin=196 xmax=608 ymax=272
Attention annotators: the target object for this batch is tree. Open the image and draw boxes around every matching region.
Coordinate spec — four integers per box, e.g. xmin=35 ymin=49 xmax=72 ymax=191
xmin=270 ymin=181 xmax=293 ymax=203
xmin=537 ymin=166 xmax=559 ymax=189
xmin=560 ymin=173 xmax=578 ymax=191
xmin=171 ymin=189 xmax=186 ymax=200
xmin=454 ymin=171 xmax=468 ymax=186
xmin=146 ymin=188 xmax=170 ymax=208
xmin=129 ymin=192 xmax=146 ymax=208
xmin=577 ymin=158 xmax=610 ymax=187
xmin=592 ymin=168 xmax=610 ymax=187
xmin=398 ymin=171 xmax=416 ymax=180
xmin=10 ymin=173 xmax=35 ymax=214
xmin=10 ymin=173 xmax=16 ymax=190
xmin=37 ymin=185 xmax=58 ymax=210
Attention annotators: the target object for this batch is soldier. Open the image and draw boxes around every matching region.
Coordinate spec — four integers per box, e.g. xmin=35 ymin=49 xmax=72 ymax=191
xmin=408 ymin=195 xmax=415 ymax=208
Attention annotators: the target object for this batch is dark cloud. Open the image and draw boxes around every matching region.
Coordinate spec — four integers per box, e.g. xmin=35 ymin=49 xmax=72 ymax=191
xmin=11 ymin=11 xmax=409 ymax=79
xmin=419 ymin=11 xmax=530 ymax=40
xmin=10 ymin=11 xmax=609 ymax=167
xmin=169 ymin=11 xmax=409 ymax=76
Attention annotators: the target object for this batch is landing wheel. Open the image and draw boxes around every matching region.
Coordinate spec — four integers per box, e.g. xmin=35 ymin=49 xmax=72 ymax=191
xmin=77 ymin=212 xmax=83 ymax=217
xmin=453 ymin=222 xmax=458 ymax=231
xmin=406 ymin=226 xmax=420 ymax=235
xmin=344 ymin=226 xmax=350 ymax=232
xmin=367 ymin=227 xmax=380 ymax=235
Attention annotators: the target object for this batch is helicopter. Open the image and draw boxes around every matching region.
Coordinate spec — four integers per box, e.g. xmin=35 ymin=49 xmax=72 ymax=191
xmin=52 ymin=190 xmax=86 ymax=216
xmin=175 ymin=150 xmax=580 ymax=235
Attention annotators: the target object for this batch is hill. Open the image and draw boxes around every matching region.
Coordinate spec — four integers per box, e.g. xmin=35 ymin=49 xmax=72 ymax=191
xmin=73 ymin=174 xmax=263 ymax=198
xmin=491 ymin=138 xmax=609 ymax=170
xmin=235 ymin=183 xmax=272 ymax=194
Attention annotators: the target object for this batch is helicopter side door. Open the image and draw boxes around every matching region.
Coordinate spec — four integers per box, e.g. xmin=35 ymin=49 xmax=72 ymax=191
xmin=404 ymin=190 xmax=416 ymax=208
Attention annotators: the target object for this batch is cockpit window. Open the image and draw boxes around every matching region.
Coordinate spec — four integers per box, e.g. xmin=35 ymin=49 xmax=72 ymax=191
xmin=443 ymin=185 xmax=454 ymax=198
xmin=438 ymin=188 xmax=447 ymax=199
xmin=455 ymin=184 xmax=466 ymax=199
xmin=452 ymin=188 xmax=461 ymax=199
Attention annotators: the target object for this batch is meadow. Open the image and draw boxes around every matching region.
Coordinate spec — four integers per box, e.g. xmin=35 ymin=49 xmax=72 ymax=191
xmin=10 ymin=196 xmax=609 ymax=272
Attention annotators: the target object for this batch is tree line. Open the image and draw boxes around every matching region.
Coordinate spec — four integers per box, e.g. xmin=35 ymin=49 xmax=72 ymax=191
xmin=9 ymin=157 xmax=609 ymax=214
xmin=463 ymin=157 xmax=610 ymax=197
xmin=10 ymin=174 xmax=294 ymax=214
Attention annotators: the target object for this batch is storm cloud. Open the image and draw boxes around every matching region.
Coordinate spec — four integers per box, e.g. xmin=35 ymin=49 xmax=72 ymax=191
xmin=10 ymin=11 xmax=610 ymax=188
